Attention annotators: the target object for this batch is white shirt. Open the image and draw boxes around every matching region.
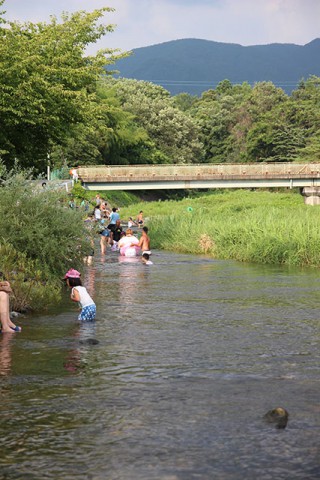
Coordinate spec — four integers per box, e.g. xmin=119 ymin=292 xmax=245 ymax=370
xmin=72 ymin=286 xmax=95 ymax=308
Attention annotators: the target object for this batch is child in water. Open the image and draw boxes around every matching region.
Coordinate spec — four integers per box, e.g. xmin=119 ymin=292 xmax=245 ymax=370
xmin=142 ymin=253 xmax=153 ymax=265
xmin=63 ymin=269 xmax=96 ymax=321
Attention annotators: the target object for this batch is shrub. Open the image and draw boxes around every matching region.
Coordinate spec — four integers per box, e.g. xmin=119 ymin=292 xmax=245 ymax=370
xmin=0 ymin=243 xmax=61 ymax=312
xmin=0 ymin=170 xmax=90 ymax=310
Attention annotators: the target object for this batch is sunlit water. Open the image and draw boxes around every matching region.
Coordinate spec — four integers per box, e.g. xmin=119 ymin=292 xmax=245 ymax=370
xmin=0 ymin=250 xmax=319 ymax=479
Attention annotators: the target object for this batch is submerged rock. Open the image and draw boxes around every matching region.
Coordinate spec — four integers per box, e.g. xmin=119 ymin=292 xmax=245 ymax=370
xmin=264 ymin=407 xmax=289 ymax=429
xmin=79 ymin=338 xmax=99 ymax=346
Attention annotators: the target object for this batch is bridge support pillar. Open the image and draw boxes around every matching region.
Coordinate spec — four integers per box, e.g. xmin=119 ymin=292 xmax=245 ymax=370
xmin=302 ymin=187 xmax=320 ymax=205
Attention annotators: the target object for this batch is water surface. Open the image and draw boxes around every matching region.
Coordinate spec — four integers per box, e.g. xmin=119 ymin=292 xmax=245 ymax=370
xmin=0 ymin=251 xmax=319 ymax=479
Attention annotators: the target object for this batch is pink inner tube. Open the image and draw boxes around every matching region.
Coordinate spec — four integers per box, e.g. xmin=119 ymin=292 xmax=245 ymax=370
xmin=120 ymin=245 xmax=141 ymax=257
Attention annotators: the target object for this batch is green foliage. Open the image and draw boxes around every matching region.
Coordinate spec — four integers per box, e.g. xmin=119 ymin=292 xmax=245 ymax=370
xmin=104 ymin=78 xmax=204 ymax=164
xmin=0 ymin=170 xmax=89 ymax=282
xmin=172 ymin=93 xmax=198 ymax=112
xmin=192 ymin=82 xmax=253 ymax=163
xmin=246 ymin=118 xmax=305 ymax=162
xmin=71 ymin=182 xmax=140 ymax=207
xmin=0 ymin=6 xmax=126 ymax=172
xmin=0 ymin=243 xmax=61 ymax=312
xmin=191 ymin=78 xmax=320 ymax=164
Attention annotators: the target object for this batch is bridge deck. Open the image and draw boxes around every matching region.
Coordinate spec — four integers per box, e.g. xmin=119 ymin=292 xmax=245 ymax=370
xmin=78 ymin=163 xmax=320 ymax=180
xmin=77 ymin=163 xmax=320 ymax=191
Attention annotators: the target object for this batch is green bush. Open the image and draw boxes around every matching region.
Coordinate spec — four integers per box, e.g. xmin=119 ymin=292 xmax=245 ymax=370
xmin=0 ymin=243 xmax=61 ymax=312
xmin=0 ymin=171 xmax=91 ymax=310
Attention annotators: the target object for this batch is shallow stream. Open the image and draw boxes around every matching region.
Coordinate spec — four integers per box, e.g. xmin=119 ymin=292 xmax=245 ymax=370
xmin=0 ymin=251 xmax=319 ymax=479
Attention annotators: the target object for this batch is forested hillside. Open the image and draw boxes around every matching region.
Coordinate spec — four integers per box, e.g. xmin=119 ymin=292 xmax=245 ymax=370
xmin=1 ymin=3 xmax=320 ymax=173
xmin=112 ymin=38 xmax=320 ymax=95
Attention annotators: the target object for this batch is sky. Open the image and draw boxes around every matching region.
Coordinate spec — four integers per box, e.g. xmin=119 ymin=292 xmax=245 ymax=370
xmin=3 ymin=0 xmax=320 ymax=54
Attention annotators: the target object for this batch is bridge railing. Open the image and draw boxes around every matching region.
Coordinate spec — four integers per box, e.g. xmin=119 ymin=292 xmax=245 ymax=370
xmin=77 ymin=163 xmax=320 ymax=182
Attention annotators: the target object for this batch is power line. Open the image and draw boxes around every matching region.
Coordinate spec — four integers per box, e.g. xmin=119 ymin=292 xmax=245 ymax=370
xmin=147 ymin=80 xmax=299 ymax=86
xmin=147 ymin=79 xmax=299 ymax=89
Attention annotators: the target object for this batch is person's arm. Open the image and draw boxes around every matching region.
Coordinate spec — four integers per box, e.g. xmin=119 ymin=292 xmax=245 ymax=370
xmin=70 ymin=287 xmax=80 ymax=303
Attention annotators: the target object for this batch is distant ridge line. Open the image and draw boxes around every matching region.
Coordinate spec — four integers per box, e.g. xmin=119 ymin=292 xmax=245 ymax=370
xmin=112 ymin=38 xmax=320 ymax=95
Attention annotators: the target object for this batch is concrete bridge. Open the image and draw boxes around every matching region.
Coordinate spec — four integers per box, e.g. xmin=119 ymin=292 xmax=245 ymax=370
xmin=77 ymin=163 xmax=320 ymax=205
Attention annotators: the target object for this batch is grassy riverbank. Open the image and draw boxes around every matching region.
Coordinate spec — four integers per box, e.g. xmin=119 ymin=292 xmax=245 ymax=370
xmin=121 ymin=189 xmax=320 ymax=267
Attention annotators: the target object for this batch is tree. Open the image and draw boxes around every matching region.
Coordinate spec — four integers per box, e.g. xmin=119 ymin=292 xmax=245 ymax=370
xmin=290 ymin=76 xmax=320 ymax=162
xmin=107 ymin=78 xmax=204 ymax=164
xmin=192 ymin=82 xmax=252 ymax=163
xmin=172 ymin=92 xmax=198 ymax=112
xmin=0 ymin=4 xmax=125 ymax=172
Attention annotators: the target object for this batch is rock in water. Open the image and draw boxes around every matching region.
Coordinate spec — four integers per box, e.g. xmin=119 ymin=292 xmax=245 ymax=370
xmin=79 ymin=338 xmax=99 ymax=345
xmin=264 ymin=407 xmax=289 ymax=429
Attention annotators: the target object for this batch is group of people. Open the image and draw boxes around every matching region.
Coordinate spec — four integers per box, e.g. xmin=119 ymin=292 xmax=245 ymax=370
xmin=67 ymin=201 xmax=152 ymax=322
xmin=89 ymin=196 xmax=150 ymax=258
xmin=64 ymin=213 xmax=152 ymax=322
xmin=98 ymin=222 xmax=151 ymax=258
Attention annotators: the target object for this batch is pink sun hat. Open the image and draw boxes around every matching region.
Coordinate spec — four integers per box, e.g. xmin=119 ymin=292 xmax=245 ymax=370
xmin=63 ymin=268 xmax=81 ymax=280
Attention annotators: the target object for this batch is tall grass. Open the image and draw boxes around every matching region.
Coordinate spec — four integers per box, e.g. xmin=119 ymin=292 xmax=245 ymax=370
xmin=120 ymin=190 xmax=320 ymax=267
xmin=71 ymin=183 xmax=140 ymax=207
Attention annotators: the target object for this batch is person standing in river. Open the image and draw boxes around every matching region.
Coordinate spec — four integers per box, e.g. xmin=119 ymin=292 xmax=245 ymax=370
xmin=109 ymin=207 xmax=120 ymax=223
xmin=108 ymin=207 xmax=120 ymax=233
xmin=99 ymin=220 xmax=112 ymax=255
xmin=138 ymin=226 xmax=151 ymax=255
xmin=64 ymin=269 xmax=96 ymax=321
xmin=111 ymin=219 xmax=123 ymax=243
xmin=137 ymin=211 xmax=144 ymax=228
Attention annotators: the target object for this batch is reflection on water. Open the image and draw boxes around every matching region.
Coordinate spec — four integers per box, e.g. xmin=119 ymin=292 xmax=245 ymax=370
xmin=0 ymin=334 xmax=14 ymax=376
xmin=0 ymin=250 xmax=319 ymax=479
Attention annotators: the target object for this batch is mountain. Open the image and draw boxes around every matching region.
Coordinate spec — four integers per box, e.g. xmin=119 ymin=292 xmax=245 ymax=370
xmin=112 ymin=38 xmax=320 ymax=96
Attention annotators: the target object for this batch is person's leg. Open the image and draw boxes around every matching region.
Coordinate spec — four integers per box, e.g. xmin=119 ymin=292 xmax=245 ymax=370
xmin=78 ymin=304 xmax=96 ymax=321
xmin=100 ymin=235 xmax=106 ymax=254
xmin=0 ymin=291 xmax=18 ymax=333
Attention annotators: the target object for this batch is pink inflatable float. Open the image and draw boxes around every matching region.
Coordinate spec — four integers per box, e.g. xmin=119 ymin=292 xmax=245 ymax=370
xmin=120 ymin=245 xmax=141 ymax=257
xmin=118 ymin=229 xmax=141 ymax=257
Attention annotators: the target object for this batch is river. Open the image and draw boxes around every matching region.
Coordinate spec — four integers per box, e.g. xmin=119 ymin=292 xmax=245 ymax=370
xmin=0 ymin=250 xmax=319 ymax=479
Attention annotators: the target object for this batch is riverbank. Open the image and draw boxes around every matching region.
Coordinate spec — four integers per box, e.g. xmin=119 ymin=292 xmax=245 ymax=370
xmin=120 ymin=189 xmax=320 ymax=268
